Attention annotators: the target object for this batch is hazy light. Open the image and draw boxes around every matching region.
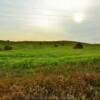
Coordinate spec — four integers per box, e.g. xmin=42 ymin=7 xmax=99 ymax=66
xmin=1 ymin=0 xmax=99 ymax=43
xmin=45 ymin=0 xmax=88 ymax=11
xmin=29 ymin=0 xmax=89 ymax=27
xmin=73 ymin=13 xmax=85 ymax=23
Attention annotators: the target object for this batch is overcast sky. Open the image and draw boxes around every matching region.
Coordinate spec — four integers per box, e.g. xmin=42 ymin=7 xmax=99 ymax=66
xmin=0 ymin=0 xmax=100 ymax=43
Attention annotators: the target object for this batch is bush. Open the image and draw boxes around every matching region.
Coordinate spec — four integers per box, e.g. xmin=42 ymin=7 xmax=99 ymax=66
xmin=40 ymin=42 xmax=42 ymax=45
xmin=74 ymin=43 xmax=83 ymax=49
xmin=61 ymin=44 xmax=64 ymax=46
xmin=54 ymin=44 xmax=59 ymax=47
xmin=4 ymin=45 xmax=13 ymax=51
xmin=0 ymin=48 xmax=2 ymax=51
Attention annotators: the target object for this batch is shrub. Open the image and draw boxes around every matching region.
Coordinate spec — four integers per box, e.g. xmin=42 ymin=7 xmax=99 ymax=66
xmin=0 ymin=48 xmax=2 ymax=51
xmin=40 ymin=42 xmax=42 ymax=45
xmin=74 ymin=43 xmax=83 ymax=49
xmin=61 ymin=44 xmax=64 ymax=46
xmin=54 ymin=44 xmax=59 ymax=47
xmin=4 ymin=45 xmax=13 ymax=51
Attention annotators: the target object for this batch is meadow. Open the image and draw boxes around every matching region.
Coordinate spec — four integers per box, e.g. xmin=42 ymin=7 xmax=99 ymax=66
xmin=0 ymin=40 xmax=100 ymax=99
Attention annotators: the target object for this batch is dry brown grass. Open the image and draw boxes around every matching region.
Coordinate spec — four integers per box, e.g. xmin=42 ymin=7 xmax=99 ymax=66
xmin=0 ymin=72 xmax=99 ymax=100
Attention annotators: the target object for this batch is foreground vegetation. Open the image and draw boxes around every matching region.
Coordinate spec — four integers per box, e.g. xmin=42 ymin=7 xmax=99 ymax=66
xmin=0 ymin=72 xmax=100 ymax=100
xmin=0 ymin=40 xmax=100 ymax=99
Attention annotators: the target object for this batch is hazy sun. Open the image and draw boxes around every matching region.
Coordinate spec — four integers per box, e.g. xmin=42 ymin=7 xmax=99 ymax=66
xmin=73 ymin=13 xmax=85 ymax=23
xmin=28 ymin=0 xmax=88 ymax=27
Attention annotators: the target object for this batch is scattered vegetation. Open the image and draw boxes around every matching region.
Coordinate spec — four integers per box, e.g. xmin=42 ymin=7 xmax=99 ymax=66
xmin=54 ymin=44 xmax=59 ymax=47
xmin=4 ymin=45 xmax=13 ymax=51
xmin=74 ymin=42 xmax=83 ymax=49
xmin=0 ymin=48 xmax=2 ymax=51
xmin=61 ymin=43 xmax=64 ymax=46
xmin=39 ymin=42 xmax=42 ymax=45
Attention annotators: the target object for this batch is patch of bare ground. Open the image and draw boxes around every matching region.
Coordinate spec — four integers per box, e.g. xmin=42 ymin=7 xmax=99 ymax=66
xmin=0 ymin=72 xmax=99 ymax=100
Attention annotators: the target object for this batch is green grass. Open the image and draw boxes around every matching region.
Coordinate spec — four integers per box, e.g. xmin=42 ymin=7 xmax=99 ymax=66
xmin=0 ymin=41 xmax=100 ymax=77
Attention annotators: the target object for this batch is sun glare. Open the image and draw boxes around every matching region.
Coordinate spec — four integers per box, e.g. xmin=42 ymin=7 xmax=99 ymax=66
xmin=28 ymin=0 xmax=89 ymax=27
xmin=73 ymin=13 xmax=85 ymax=23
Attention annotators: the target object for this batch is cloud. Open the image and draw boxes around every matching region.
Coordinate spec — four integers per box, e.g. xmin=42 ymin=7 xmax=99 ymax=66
xmin=0 ymin=0 xmax=100 ymax=43
xmin=60 ymin=0 xmax=100 ymax=43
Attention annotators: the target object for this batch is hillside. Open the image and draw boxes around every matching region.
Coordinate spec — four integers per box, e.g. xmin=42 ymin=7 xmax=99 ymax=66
xmin=0 ymin=40 xmax=100 ymax=99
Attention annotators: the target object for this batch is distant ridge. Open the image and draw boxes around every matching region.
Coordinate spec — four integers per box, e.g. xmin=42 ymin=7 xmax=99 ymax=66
xmin=0 ymin=40 xmax=99 ymax=45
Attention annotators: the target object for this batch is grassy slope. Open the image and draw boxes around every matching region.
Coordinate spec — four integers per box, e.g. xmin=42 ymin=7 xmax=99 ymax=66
xmin=0 ymin=41 xmax=100 ymax=99
xmin=0 ymin=41 xmax=100 ymax=77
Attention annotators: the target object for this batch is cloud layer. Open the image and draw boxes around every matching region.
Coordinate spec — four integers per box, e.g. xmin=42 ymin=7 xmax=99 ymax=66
xmin=0 ymin=0 xmax=100 ymax=43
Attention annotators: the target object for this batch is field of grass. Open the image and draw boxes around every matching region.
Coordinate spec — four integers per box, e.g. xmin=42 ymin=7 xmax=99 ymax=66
xmin=0 ymin=41 xmax=100 ymax=99
xmin=0 ymin=41 xmax=100 ymax=76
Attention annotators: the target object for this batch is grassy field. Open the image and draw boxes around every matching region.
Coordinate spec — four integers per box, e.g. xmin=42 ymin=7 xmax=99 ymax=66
xmin=0 ymin=41 xmax=100 ymax=76
xmin=0 ymin=41 xmax=100 ymax=99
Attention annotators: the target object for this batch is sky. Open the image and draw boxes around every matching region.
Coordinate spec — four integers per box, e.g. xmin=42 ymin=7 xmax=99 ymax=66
xmin=0 ymin=0 xmax=100 ymax=43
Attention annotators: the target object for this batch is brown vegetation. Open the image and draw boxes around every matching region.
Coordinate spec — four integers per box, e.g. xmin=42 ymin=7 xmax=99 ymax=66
xmin=0 ymin=72 xmax=99 ymax=100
